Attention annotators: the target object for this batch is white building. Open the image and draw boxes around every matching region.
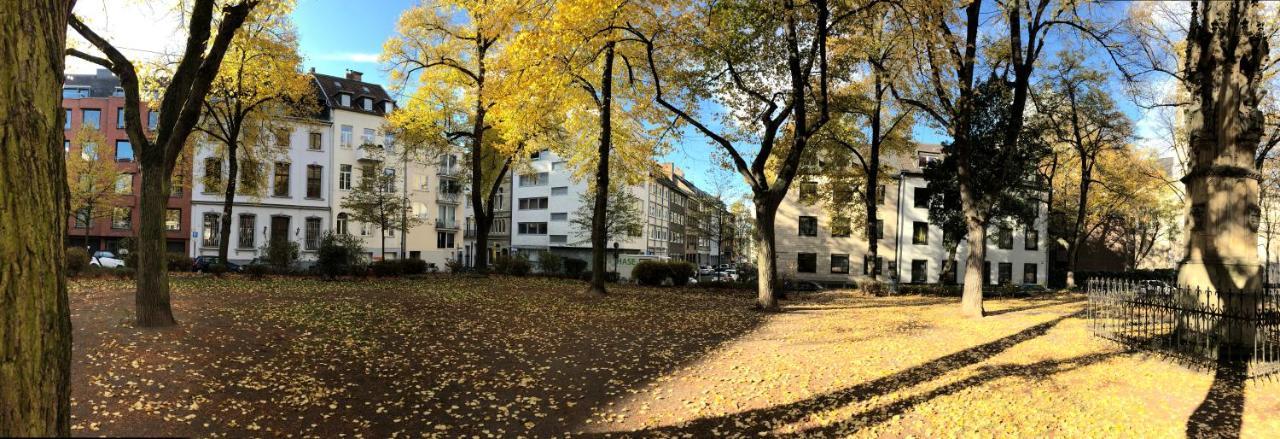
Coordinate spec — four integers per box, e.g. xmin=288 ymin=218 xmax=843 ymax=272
xmin=189 ymin=116 xmax=333 ymax=264
xmin=775 ymin=144 xmax=1050 ymax=286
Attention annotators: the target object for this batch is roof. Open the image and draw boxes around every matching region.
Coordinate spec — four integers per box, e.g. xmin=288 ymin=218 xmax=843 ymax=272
xmin=311 ymin=72 xmax=395 ymax=116
xmin=890 ymin=143 xmax=945 ymax=175
xmin=64 ymin=69 xmax=121 ymax=98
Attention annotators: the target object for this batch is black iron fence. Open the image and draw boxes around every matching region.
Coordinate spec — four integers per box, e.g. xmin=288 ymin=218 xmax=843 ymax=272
xmin=1086 ymin=279 xmax=1280 ymax=379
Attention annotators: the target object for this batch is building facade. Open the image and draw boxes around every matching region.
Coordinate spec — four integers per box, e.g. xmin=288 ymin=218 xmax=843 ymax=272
xmin=775 ymin=144 xmax=1050 ymax=286
xmin=63 ymin=69 xmax=192 ymax=254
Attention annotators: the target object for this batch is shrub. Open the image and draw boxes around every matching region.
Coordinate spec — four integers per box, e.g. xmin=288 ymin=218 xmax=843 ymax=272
xmin=114 ymin=267 xmax=135 ymax=280
xmin=580 ymin=270 xmax=621 ymax=283
xmin=350 ymin=261 xmax=370 ymax=279
xmin=208 ymin=263 xmax=228 ymax=277
xmin=167 ymin=253 xmax=193 ymax=272
xmin=862 ymin=281 xmax=888 ymax=296
xmin=244 ymin=263 xmax=270 ymax=280
xmin=492 ymin=254 xmax=512 ymax=275
xmin=402 ymin=258 xmax=428 ymax=275
xmin=668 ymin=261 xmax=697 ymax=286
xmin=897 ymin=284 xmax=962 ymax=296
xmin=564 ymin=258 xmax=588 ymax=279
xmin=66 ymin=247 xmax=90 ymax=276
xmin=123 ymin=251 xmax=138 ymax=269
xmin=444 ymin=258 xmax=465 ymax=274
xmin=536 ymin=251 xmax=563 ymax=275
xmin=507 ymin=254 xmax=531 ymax=277
xmin=316 ymin=232 xmax=364 ymax=278
xmin=371 ymin=259 xmax=403 ymax=277
xmin=632 ymin=261 xmax=671 ymax=286
xmin=262 ymin=238 xmax=300 ymax=269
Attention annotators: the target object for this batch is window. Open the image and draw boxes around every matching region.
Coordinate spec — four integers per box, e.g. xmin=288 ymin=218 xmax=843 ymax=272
xmin=519 ymin=172 xmax=549 ymax=187
xmin=552 ymin=161 xmax=566 ymax=170
xmin=199 ymin=213 xmax=219 ymax=246
xmin=362 ymin=98 xmax=372 ymax=111
xmin=997 ymin=226 xmax=1013 ymax=249
xmin=831 ymin=254 xmax=849 ymax=274
xmin=864 ymin=256 xmax=883 ymax=276
xmin=918 ymin=153 xmax=940 ymax=168
xmin=410 ymin=251 xmax=421 ymax=260
xmin=798 ymin=216 xmax=817 ymax=237
xmin=73 ymin=208 xmax=90 ymax=228
xmin=831 ymin=217 xmax=851 ymax=237
xmin=203 ymin=157 xmax=222 ymax=192
xmin=493 ymin=218 xmax=509 ymax=234
xmin=1025 ymin=228 xmax=1039 ymax=250
xmin=171 ymin=174 xmax=184 ymax=197
xmin=306 ymin=165 xmax=322 ymax=198
xmin=911 ymin=260 xmax=927 ymax=284
xmin=116 ymin=107 xmax=125 ymax=128
xmin=112 ymin=87 xmax=124 ymax=97
xmin=165 ymin=209 xmax=181 ymax=231
xmin=339 ymin=94 xmax=350 ymax=107
xmin=797 ymin=253 xmax=817 ymax=273
xmin=998 ymin=262 xmax=1013 ymax=285
xmin=1023 ymin=263 xmax=1038 ymax=284
xmin=912 ymin=221 xmax=928 ymax=245
xmin=362 ymin=128 xmax=376 ymax=146
xmin=305 ymin=218 xmax=321 ymax=250
xmin=550 ymin=212 xmax=568 ymax=221
xmin=340 ymin=125 xmax=353 ymax=147
xmin=437 ymin=231 xmax=455 ymax=248
xmin=518 ymin=197 xmax=548 ymax=210
xmin=80 ymin=142 xmax=96 ymax=160
xmin=530 ymin=149 xmax=544 ymax=160
xmin=115 ymin=174 xmax=133 ymax=194
xmin=384 ymin=133 xmax=395 ymax=153
xmin=63 ymin=109 xmax=71 ymax=129
xmin=551 ymin=186 xmax=568 ymax=196
xmin=799 ymin=181 xmax=818 ymax=203
xmin=111 ymin=207 xmax=132 ymax=229
xmin=336 ymin=213 xmax=349 ymax=235
xmin=63 ymin=86 xmax=90 ymax=98
xmin=437 ymin=205 xmax=456 ymax=227
xmin=833 ymin=188 xmax=853 ymax=204
xmin=384 ymin=168 xmax=397 ymax=192
xmin=913 ymin=187 xmax=929 ymax=208
xmin=148 ymin=110 xmax=158 ymax=130
xmin=273 ymin=162 xmax=290 ymax=196
xmin=414 ymin=174 xmax=428 ymax=191
xmin=309 ymin=132 xmax=322 ymax=150
xmin=877 ymin=184 xmax=886 ymax=205
xmin=518 ymin=222 xmax=547 ymax=235
xmin=115 ymin=140 xmax=133 ymax=162
xmin=875 ymin=219 xmax=884 ymax=239
xmin=238 ymin=215 xmax=256 ymax=248
xmin=941 ymin=260 xmax=958 ymax=284
xmin=82 ymin=109 xmax=100 ymax=130
xmin=550 ymin=235 xmax=568 ymax=244
xmin=339 ymin=164 xmax=352 ymax=190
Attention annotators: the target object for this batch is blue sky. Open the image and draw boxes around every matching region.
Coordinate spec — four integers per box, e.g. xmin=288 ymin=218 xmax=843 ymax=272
xmin=290 ymin=0 xmax=1164 ymax=199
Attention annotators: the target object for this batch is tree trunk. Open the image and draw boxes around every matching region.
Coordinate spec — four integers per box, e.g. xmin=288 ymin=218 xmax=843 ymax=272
xmin=754 ymin=198 xmax=780 ymax=311
xmin=0 ymin=1 xmax=73 ymax=434
xmin=1066 ymin=164 xmax=1090 ymax=289
xmin=960 ymin=218 xmax=987 ymax=318
xmin=84 ymin=205 xmax=92 ymax=248
xmin=588 ymin=43 xmax=615 ymax=296
xmin=135 ymin=160 xmax=176 ymax=327
xmin=217 ymin=141 xmax=239 ymax=261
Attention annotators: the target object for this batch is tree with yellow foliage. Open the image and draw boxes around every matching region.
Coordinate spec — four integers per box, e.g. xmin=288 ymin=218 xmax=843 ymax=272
xmin=65 ymin=126 xmax=123 ymax=248
xmin=384 ymin=0 xmax=561 ymax=273
xmin=196 ymin=0 xmax=314 ymax=263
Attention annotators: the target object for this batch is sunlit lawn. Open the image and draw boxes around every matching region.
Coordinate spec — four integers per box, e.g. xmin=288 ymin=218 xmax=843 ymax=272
xmin=69 ymin=275 xmax=1280 ymax=437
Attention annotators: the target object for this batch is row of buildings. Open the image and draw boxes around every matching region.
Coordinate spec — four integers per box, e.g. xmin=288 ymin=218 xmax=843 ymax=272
xmin=62 ymin=68 xmax=739 ymax=271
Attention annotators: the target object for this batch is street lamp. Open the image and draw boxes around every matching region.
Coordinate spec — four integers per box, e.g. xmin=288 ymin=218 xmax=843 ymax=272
xmin=612 ymin=241 xmax=620 ymax=278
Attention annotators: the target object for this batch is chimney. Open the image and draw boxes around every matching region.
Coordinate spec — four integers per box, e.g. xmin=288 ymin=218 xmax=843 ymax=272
xmin=345 ymin=70 xmax=363 ymax=81
xmin=308 ymin=67 xmax=315 ymax=74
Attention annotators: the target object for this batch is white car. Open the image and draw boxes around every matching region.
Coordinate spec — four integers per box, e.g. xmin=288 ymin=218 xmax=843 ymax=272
xmin=90 ymin=251 xmax=125 ymax=268
xmin=718 ymin=269 xmax=739 ymax=282
xmin=698 ymin=266 xmax=714 ymax=275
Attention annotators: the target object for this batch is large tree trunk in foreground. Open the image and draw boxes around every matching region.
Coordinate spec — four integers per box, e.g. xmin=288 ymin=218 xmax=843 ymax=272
xmin=0 ymin=0 xmax=73 ymax=435
xmin=1176 ymin=0 xmax=1269 ymax=348
xmin=960 ymin=218 xmax=988 ymax=318
xmin=136 ymin=160 xmax=176 ymax=326
xmin=754 ymin=199 xmax=780 ymax=311
xmin=217 ymin=142 xmax=239 ymax=261
xmin=588 ymin=43 xmax=615 ymax=296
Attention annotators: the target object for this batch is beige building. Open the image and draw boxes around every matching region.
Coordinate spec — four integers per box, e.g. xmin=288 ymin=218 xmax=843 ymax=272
xmin=775 ymin=144 xmax=1049 ymax=286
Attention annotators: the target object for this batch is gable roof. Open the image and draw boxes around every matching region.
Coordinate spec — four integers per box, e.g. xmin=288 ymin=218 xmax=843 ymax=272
xmin=311 ymin=72 xmax=395 ymax=116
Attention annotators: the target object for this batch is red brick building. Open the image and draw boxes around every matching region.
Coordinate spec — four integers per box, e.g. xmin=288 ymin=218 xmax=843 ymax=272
xmin=63 ymin=69 xmax=191 ymax=254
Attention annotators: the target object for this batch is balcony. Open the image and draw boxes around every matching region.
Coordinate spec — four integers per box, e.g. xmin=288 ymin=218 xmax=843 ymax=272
xmin=355 ymin=144 xmax=384 ymax=162
xmin=464 ymin=228 xmax=475 ymax=239
xmin=436 ymin=219 xmax=458 ymax=230
xmin=437 ymin=166 xmax=464 ymax=179
xmin=437 ymin=191 xmax=461 ymax=204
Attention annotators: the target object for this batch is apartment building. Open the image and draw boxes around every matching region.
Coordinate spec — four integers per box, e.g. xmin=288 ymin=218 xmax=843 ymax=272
xmin=775 ymin=144 xmax=1049 ymax=286
xmin=508 ymin=149 xmax=731 ymax=270
xmin=63 ymin=69 xmax=192 ymax=254
xmin=188 ymin=117 xmax=332 ymax=263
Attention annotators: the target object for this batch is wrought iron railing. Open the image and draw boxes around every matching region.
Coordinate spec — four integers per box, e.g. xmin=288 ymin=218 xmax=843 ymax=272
xmin=1087 ymin=278 xmax=1280 ymax=379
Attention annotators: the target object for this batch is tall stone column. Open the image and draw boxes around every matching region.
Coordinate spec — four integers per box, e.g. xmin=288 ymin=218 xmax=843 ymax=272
xmin=1176 ymin=0 xmax=1270 ymax=350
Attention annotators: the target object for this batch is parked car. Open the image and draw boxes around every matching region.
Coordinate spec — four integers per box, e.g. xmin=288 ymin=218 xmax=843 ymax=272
xmin=698 ymin=265 xmax=714 ymax=275
xmin=715 ymin=269 xmax=739 ymax=282
xmin=192 ymin=256 xmax=241 ymax=273
xmin=89 ymin=251 xmax=125 ymax=268
xmin=717 ymin=264 xmax=732 ymax=271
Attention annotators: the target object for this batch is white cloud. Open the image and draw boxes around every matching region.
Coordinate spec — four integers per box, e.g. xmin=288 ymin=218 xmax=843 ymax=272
xmin=65 ymin=0 xmax=187 ymax=74
xmin=311 ymin=52 xmax=381 ymax=63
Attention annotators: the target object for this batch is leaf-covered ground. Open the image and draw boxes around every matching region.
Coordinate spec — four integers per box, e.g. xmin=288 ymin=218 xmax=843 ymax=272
xmin=69 ymin=276 xmax=1280 ymax=437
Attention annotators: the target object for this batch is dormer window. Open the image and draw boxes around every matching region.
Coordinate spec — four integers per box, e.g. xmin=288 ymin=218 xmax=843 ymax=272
xmin=383 ymin=101 xmax=394 ymax=113
xmin=339 ymin=94 xmax=350 ymax=107
xmin=112 ymin=87 xmax=125 ymax=97
xmin=361 ymin=98 xmax=372 ymax=111
xmin=917 ymin=153 xmax=940 ymax=168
